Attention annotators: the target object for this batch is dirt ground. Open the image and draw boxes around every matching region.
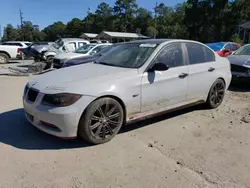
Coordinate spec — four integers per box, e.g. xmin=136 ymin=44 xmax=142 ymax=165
xmin=0 ymin=75 xmax=249 ymax=188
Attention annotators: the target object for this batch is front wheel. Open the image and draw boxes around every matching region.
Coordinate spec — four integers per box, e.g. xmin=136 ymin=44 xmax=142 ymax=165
xmin=79 ymin=98 xmax=124 ymax=144
xmin=206 ymin=79 xmax=226 ymax=109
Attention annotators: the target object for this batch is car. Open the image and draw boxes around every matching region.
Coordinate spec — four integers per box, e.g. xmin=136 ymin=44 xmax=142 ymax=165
xmin=0 ymin=41 xmax=31 ymax=63
xmin=62 ymin=45 xmax=116 ymax=68
xmin=227 ymin=44 xmax=250 ymax=81
xmin=53 ymin=43 xmax=112 ymax=69
xmin=43 ymin=38 xmax=90 ymax=64
xmin=23 ymin=39 xmax=232 ymax=144
xmin=205 ymin=42 xmax=241 ymax=57
xmin=20 ymin=42 xmax=52 ymax=60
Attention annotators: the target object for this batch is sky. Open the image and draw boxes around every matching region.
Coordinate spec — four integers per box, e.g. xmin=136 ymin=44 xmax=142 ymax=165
xmin=0 ymin=0 xmax=184 ymax=31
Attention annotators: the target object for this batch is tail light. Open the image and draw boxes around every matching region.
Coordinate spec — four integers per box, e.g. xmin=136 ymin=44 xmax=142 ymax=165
xmin=17 ymin=48 xmax=21 ymax=53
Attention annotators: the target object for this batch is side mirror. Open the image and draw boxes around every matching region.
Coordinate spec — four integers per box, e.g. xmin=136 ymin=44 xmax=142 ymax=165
xmin=62 ymin=46 xmax=66 ymax=51
xmin=148 ymin=63 xmax=169 ymax=72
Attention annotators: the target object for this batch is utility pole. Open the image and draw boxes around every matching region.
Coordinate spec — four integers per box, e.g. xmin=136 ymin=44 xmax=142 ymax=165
xmin=0 ymin=25 xmax=2 ymax=41
xmin=19 ymin=9 xmax=24 ymax=40
xmin=154 ymin=2 xmax=158 ymax=39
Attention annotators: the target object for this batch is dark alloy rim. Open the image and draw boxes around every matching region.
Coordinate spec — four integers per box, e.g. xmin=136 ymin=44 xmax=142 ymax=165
xmin=89 ymin=102 xmax=122 ymax=140
xmin=210 ymin=82 xmax=225 ymax=105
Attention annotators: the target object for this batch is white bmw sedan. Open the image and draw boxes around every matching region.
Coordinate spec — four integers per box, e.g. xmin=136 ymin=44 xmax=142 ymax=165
xmin=23 ymin=39 xmax=232 ymax=144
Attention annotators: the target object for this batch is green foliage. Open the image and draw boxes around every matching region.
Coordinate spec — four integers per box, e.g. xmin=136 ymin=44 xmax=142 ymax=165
xmin=1 ymin=0 xmax=250 ymax=43
xmin=231 ymin=33 xmax=243 ymax=44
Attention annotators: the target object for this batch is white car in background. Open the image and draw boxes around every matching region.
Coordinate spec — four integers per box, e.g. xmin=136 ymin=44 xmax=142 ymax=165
xmin=0 ymin=41 xmax=31 ymax=63
xmin=43 ymin=38 xmax=90 ymax=63
xmin=23 ymin=39 xmax=231 ymax=144
xmin=53 ymin=43 xmax=112 ymax=68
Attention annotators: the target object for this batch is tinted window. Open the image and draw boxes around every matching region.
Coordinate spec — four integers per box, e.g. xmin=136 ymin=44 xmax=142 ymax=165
xmin=78 ymin=42 xmax=87 ymax=47
xmin=25 ymin=43 xmax=31 ymax=46
xmin=2 ymin=43 xmax=22 ymax=46
xmin=155 ymin=43 xmax=184 ymax=68
xmin=93 ymin=45 xmax=109 ymax=53
xmin=224 ymin=43 xmax=231 ymax=50
xmin=186 ymin=43 xmax=214 ymax=64
xmin=231 ymin=44 xmax=240 ymax=51
xmin=204 ymin=47 xmax=215 ymax=62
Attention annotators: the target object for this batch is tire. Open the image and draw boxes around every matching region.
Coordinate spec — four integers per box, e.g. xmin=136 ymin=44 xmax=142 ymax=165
xmin=45 ymin=56 xmax=54 ymax=69
xmin=206 ymin=79 xmax=226 ymax=109
xmin=79 ymin=97 xmax=124 ymax=144
xmin=0 ymin=53 xmax=9 ymax=64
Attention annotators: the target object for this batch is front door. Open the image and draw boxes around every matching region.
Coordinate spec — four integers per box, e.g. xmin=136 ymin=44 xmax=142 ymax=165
xmin=141 ymin=43 xmax=188 ymax=112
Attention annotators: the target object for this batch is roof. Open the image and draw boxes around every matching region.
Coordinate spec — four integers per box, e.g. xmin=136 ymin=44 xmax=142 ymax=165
xmin=4 ymin=41 xmax=30 ymax=43
xmin=125 ymin=39 xmax=171 ymax=44
xmin=96 ymin=31 xmax=149 ymax=39
xmin=239 ymin=21 xmax=250 ymax=29
xmin=61 ymin=38 xmax=89 ymax=42
xmin=80 ymin=33 xmax=98 ymax=39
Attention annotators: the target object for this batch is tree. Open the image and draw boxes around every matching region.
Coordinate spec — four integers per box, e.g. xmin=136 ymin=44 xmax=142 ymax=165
xmin=113 ymin=0 xmax=138 ymax=32
xmin=146 ymin=26 xmax=158 ymax=38
xmin=2 ymin=24 xmax=20 ymax=41
xmin=65 ymin=18 xmax=84 ymax=37
xmin=43 ymin=21 xmax=66 ymax=41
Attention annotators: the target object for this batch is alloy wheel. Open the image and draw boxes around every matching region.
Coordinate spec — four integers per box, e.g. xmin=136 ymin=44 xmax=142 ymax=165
xmin=210 ymin=81 xmax=225 ymax=106
xmin=89 ymin=102 xmax=123 ymax=140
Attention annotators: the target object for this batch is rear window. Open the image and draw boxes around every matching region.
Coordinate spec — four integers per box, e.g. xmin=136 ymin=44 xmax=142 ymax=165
xmin=1 ymin=43 xmax=23 ymax=46
xmin=186 ymin=43 xmax=215 ymax=64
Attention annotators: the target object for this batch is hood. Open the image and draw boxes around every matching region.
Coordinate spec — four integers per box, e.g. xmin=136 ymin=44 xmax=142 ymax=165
xmin=227 ymin=55 xmax=250 ymax=66
xmin=54 ymin=52 xmax=87 ymax=61
xmin=33 ymin=45 xmax=53 ymax=53
xmin=28 ymin=62 xmax=136 ymax=94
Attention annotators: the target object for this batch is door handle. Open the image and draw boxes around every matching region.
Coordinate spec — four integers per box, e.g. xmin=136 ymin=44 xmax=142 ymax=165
xmin=179 ymin=73 xmax=188 ymax=78
xmin=208 ymin=67 xmax=215 ymax=72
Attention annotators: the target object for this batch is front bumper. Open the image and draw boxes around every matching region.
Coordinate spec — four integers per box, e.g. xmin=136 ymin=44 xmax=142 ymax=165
xmin=23 ymin=88 xmax=96 ymax=138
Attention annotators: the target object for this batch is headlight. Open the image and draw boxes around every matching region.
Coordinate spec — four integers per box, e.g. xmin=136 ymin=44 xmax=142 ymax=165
xmin=41 ymin=93 xmax=82 ymax=107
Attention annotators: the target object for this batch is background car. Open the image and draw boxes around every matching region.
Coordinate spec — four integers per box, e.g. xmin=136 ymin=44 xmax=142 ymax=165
xmin=227 ymin=44 xmax=250 ymax=81
xmin=53 ymin=43 xmax=112 ymax=68
xmin=0 ymin=41 xmax=31 ymax=63
xmin=23 ymin=39 xmax=231 ymax=145
xmin=43 ymin=38 xmax=90 ymax=64
xmin=62 ymin=44 xmax=116 ymax=68
xmin=205 ymin=42 xmax=241 ymax=57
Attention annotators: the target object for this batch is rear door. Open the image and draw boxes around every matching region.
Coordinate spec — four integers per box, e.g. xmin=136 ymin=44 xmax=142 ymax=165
xmin=185 ymin=42 xmax=216 ymax=101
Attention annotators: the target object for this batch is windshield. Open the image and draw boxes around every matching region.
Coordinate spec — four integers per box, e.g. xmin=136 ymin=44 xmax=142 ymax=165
xmin=233 ymin=45 xmax=250 ymax=55
xmin=75 ymin=44 xmax=96 ymax=54
xmin=96 ymin=43 xmax=158 ymax=68
xmin=53 ymin=39 xmax=64 ymax=49
xmin=206 ymin=42 xmax=225 ymax=51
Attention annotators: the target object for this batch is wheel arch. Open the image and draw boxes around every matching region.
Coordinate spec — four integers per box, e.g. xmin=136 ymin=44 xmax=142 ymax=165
xmin=0 ymin=51 xmax=11 ymax=58
xmin=79 ymin=94 xmax=127 ymax=126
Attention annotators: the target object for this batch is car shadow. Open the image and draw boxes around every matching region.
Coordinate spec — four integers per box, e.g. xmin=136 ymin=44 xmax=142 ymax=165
xmin=229 ymin=82 xmax=250 ymax=92
xmin=0 ymin=108 xmax=91 ymax=150
xmin=1 ymin=105 xmax=206 ymax=150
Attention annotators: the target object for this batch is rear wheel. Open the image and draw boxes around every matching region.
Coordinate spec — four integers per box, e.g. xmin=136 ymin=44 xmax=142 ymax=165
xmin=0 ymin=53 xmax=9 ymax=64
xmin=45 ymin=56 xmax=54 ymax=69
xmin=79 ymin=97 xmax=124 ymax=144
xmin=206 ymin=79 xmax=226 ymax=109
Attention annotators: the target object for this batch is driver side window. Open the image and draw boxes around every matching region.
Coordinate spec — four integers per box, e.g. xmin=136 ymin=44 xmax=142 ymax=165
xmin=154 ymin=43 xmax=184 ymax=68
